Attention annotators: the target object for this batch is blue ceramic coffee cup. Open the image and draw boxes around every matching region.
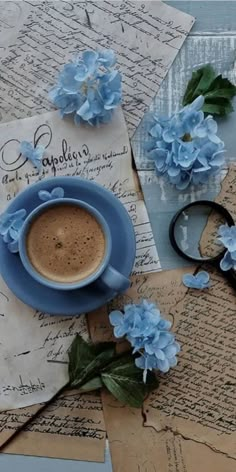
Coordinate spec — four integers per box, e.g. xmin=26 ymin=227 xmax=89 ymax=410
xmin=18 ymin=198 xmax=131 ymax=292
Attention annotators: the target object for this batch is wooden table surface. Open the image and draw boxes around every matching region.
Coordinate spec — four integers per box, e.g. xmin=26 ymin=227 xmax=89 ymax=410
xmin=1 ymin=1 xmax=235 ymax=471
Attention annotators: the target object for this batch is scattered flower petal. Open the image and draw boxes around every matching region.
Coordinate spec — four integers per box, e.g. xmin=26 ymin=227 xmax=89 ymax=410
xmin=38 ymin=187 xmax=65 ymax=202
xmin=182 ymin=271 xmax=210 ymax=289
xmin=20 ymin=141 xmax=45 ymax=171
xmin=0 ymin=209 xmax=27 ymax=253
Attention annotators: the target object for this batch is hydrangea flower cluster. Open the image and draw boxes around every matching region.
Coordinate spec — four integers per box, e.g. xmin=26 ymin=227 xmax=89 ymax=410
xmin=20 ymin=141 xmax=45 ymax=171
xmin=0 ymin=209 xmax=27 ymax=253
xmin=148 ymin=96 xmax=225 ymax=190
xmin=182 ymin=270 xmax=210 ymax=289
xmin=218 ymin=225 xmax=236 ymax=271
xmin=49 ymin=49 xmax=122 ymax=126
xmin=109 ymin=299 xmax=180 ymax=382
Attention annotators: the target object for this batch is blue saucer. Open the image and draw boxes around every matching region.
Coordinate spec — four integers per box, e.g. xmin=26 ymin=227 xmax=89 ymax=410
xmin=0 ymin=177 xmax=136 ymax=315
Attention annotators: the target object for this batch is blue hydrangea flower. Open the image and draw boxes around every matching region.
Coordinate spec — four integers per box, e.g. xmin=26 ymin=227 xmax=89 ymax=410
xmin=20 ymin=141 xmax=45 ymax=171
xmin=109 ymin=299 xmax=180 ymax=382
xmin=148 ymin=96 xmax=225 ymax=190
xmin=0 ymin=209 xmax=27 ymax=253
xmin=49 ymin=49 xmax=122 ymax=126
xmin=38 ymin=187 xmax=65 ymax=202
xmin=218 ymin=224 xmax=236 ymax=271
xmin=182 ymin=271 xmax=210 ymax=289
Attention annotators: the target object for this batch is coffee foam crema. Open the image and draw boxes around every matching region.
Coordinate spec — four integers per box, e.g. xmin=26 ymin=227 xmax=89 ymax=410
xmin=26 ymin=204 xmax=106 ymax=283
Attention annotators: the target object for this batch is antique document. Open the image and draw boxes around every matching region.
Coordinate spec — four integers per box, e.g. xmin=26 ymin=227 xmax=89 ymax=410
xmin=0 ymin=108 xmax=161 ymax=411
xmin=0 ymin=1 xmax=194 ymax=134
xmin=90 ymin=268 xmax=236 ymax=470
xmin=145 ymin=266 xmax=236 ymax=458
xmin=2 ymin=390 xmax=106 ymax=462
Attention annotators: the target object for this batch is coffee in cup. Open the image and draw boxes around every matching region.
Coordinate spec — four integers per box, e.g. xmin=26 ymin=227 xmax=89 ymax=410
xmin=26 ymin=203 xmax=106 ymax=284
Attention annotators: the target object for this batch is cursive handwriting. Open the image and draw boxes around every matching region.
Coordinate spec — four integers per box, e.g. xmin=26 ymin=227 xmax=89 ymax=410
xmin=146 ymin=265 xmax=236 ymax=454
xmin=0 ymin=1 xmax=194 ymax=134
xmin=0 ymin=375 xmax=45 ymax=397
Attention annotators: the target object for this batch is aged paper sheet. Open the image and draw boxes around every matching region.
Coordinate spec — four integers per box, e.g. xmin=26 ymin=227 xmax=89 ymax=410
xmin=102 ymin=393 xmax=236 ymax=472
xmin=145 ymin=266 xmax=236 ymax=458
xmin=89 ymin=268 xmax=236 ymax=471
xmin=2 ymin=390 xmax=106 ymax=462
xmin=0 ymin=108 xmax=161 ymax=412
xmin=0 ymin=1 xmax=194 ymax=134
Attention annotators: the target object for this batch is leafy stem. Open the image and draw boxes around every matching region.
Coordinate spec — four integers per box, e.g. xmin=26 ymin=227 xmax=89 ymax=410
xmin=183 ymin=64 xmax=236 ymax=116
xmin=68 ymin=335 xmax=159 ymax=408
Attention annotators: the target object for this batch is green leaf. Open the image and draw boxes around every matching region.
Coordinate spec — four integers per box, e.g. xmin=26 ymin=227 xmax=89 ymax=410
xmin=69 ymin=335 xmax=116 ymax=388
xmin=183 ymin=65 xmax=236 ymax=116
xmin=70 ymin=348 xmax=116 ymax=388
xmin=78 ymin=376 xmax=103 ymax=392
xmin=68 ymin=334 xmax=95 ymax=382
xmin=182 ymin=68 xmax=204 ymax=106
xmin=183 ymin=65 xmax=216 ymax=106
xmin=206 ymin=75 xmax=236 ymax=98
xmin=203 ymin=98 xmax=234 ymax=116
xmin=101 ymin=355 xmax=159 ymax=408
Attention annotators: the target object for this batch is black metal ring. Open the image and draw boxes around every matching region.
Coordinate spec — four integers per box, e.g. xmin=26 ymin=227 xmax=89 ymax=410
xmin=169 ymin=200 xmax=235 ymax=263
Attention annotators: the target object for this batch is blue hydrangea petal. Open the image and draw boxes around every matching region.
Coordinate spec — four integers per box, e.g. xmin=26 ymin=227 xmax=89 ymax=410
xmin=51 ymin=187 xmax=65 ymax=199
xmin=190 ymin=95 xmax=205 ymax=111
xmin=109 ymin=310 xmax=123 ymax=326
xmin=163 ymin=342 xmax=181 ymax=358
xmin=196 ymin=271 xmax=210 ymax=285
xmin=135 ymin=356 xmax=146 ymax=370
xmin=19 ymin=141 xmax=34 ymax=156
xmin=14 ymin=209 xmax=27 ymax=220
xmin=149 ymin=123 xmax=162 ymax=138
xmin=77 ymin=99 xmax=93 ymax=120
xmin=83 ymin=50 xmax=99 ymax=71
xmin=183 ymin=271 xmax=210 ymax=289
xmin=176 ymin=174 xmax=191 ymax=190
xmin=8 ymin=239 xmax=19 ymax=253
xmin=158 ymin=319 xmax=172 ymax=330
xmin=220 ymin=251 xmax=234 ymax=271
xmin=152 ymin=348 xmax=165 ymax=360
xmin=156 ymin=358 xmax=170 ymax=373
xmin=168 ymin=356 xmax=178 ymax=368
xmin=59 ymin=63 xmax=80 ymax=92
xmin=98 ymin=50 xmax=116 ymax=68
xmin=155 ymin=332 xmax=173 ymax=349
xmin=20 ymin=141 xmax=44 ymax=170
xmin=9 ymin=227 xmax=19 ymax=240
xmin=38 ymin=190 xmax=51 ymax=201
xmin=3 ymin=232 xmax=12 ymax=243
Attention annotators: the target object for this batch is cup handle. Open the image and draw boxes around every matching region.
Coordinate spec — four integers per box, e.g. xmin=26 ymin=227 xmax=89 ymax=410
xmin=100 ymin=265 xmax=130 ymax=292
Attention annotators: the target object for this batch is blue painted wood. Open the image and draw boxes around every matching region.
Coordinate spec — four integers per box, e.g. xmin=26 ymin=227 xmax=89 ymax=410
xmin=167 ymin=1 xmax=236 ymax=34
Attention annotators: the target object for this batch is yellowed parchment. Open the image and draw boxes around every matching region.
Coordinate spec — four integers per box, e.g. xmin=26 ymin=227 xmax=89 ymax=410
xmin=89 ymin=269 xmax=235 ymax=471
xmin=1 ymin=390 xmax=106 ymax=462
xmin=0 ymin=404 xmax=44 ymax=447
xmin=145 ymin=265 xmax=236 ymax=459
xmin=102 ymin=390 xmax=236 ymax=472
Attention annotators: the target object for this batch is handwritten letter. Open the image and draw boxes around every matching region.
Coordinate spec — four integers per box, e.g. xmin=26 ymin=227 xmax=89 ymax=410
xmin=2 ymin=390 xmax=106 ymax=462
xmin=0 ymin=1 xmax=194 ymax=134
xmin=144 ymin=266 xmax=236 ymax=458
xmin=0 ymin=108 xmax=160 ymax=411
